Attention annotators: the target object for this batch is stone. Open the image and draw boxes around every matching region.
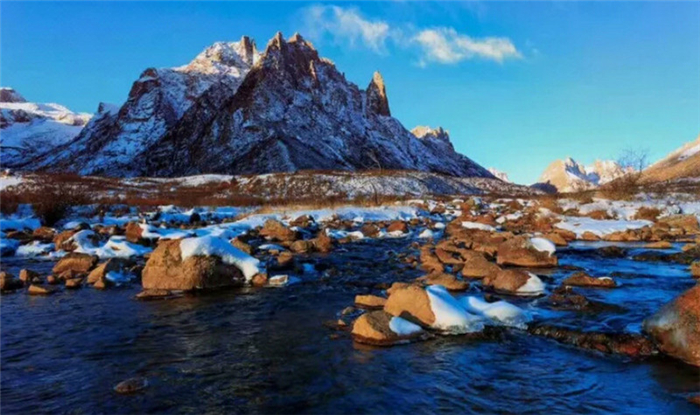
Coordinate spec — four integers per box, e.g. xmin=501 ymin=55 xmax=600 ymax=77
xmin=231 ymin=237 xmax=253 ymax=255
xmin=65 ymin=278 xmax=83 ymax=289
xmin=386 ymin=221 xmax=408 ymax=234
xmin=52 ymin=252 xmax=98 ymax=275
xmin=312 ymin=230 xmax=333 ymax=253
xmin=562 ymin=272 xmax=617 ymax=288
xmin=496 ymin=236 xmax=557 ymax=268
xmin=580 ymin=231 xmax=601 ymax=241
xmin=691 ymin=262 xmax=700 ymax=278
xmin=483 ymin=269 xmax=542 ymax=295
xmin=141 ymin=239 xmax=246 ymax=291
xmin=543 ymin=233 xmax=568 ymax=247
xmin=125 ymin=222 xmax=146 ymax=244
xmin=27 ymin=284 xmax=55 ymax=295
xmin=19 ymin=269 xmax=40 ymax=284
xmin=32 ymin=226 xmax=56 ymax=242
xmin=0 ymin=272 xmax=23 ymax=292
xmin=383 ymin=285 xmax=435 ymax=327
xmin=528 ymin=324 xmax=656 ymax=358
xmin=644 ymin=241 xmax=672 ymax=249
xmin=53 ymin=229 xmax=78 ymax=251
xmin=251 ymin=273 xmax=268 ymax=287
xmin=360 ymin=223 xmax=380 ymax=238
xmin=259 ymin=219 xmax=298 ymax=242
xmin=644 ymin=285 xmax=700 ymax=367
xmin=355 ymin=294 xmax=387 ymax=309
xmin=416 ymin=273 xmax=469 ymax=292
xmin=351 ymin=310 xmax=424 ymax=346
xmin=87 ymin=258 xmax=134 ymax=284
xmin=459 ymin=250 xmax=501 ymax=279
xmin=114 ymin=377 xmax=148 ymax=394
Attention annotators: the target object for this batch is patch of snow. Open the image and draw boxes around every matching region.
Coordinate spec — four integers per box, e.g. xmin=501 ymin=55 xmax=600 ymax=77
xmin=425 ymin=285 xmax=484 ymax=333
xmin=516 ymin=272 xmax=545 ymax=296
xmin=16 ymin=241 xmax=54 ymax=257
xmin=389 ymin=316 xmax=424 ymax=336
xmin=418 ymin=229 xmax=435 ymax=239
xmin=460 ymin=296 xmax=531 ymax=329
xmin=461 ymin=221 xmax=496 ymax=232
xmin=529 ymin=237 xmax=556 ymax=256
xmin=556 ymin=217 xmax=652 ymax=237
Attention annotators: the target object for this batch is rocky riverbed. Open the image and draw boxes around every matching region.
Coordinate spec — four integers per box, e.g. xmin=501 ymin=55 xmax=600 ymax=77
xmin=1 ymin=196 xmax=699 ymax=413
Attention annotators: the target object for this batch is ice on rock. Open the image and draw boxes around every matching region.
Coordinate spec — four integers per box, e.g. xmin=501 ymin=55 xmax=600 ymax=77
xmin=529 ymin=237 xmax=556 ymax=256
xmin=419 ymin=229 xmax=435 ymax=239
xmin=425 ymin=285 xmax=484 ymax=333
xmin=461 ymin=297 xmax=531 ymax=328
xmin=179 ymin=236 xmax=262 ymax=281
xmin=389 ymin=316 xmax=424 ymax=336
xmin=516 ymin=272 xmax=545 ymax=296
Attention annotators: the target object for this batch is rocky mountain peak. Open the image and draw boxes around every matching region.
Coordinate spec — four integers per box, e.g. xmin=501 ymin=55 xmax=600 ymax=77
xmin=366 ymin=71 xmax=390 ymax=117
xmin=0 ymin=87 xmax=27 ymax=103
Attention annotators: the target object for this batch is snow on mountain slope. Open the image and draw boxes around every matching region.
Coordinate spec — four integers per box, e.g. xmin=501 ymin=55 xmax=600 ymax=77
xmin=538 ymin=157 xmax=629 ymax=192
xmin=0 ymin=88 xmax=92 ymax=168
xmin=642 ymin=134 xmax=700 ymax=183
xmin=28 ymin=37 xmax=259 ymax=175
xmin=32 ymin=32 xmax=491 ymax=179
xmin=487 ymin=168 xmax=510 ymax=182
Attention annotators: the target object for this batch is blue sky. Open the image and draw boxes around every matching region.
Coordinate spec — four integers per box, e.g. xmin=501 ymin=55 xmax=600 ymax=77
xmin=2 ymin=1 xmax=699 ymax=184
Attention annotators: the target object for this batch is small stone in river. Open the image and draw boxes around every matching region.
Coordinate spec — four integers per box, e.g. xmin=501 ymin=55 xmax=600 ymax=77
xmin=19 ymin=269 xmax=40 ymax=284
xmin=65 ymin=278 xmax=83 ymax=289
xmin=113 ymin=377 xmax=148 ymax=394
xmin=27 ymin=284 xmax=55 ymax=296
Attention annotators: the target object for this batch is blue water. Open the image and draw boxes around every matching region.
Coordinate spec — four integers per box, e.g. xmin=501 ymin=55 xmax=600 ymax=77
xmin=1 ymin=239 xmax=698 ymax=414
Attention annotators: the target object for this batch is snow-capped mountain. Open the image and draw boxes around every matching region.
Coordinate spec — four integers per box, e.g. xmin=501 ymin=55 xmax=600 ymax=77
xmin=29 ymin=32 xmax=492 ymax=179
xmin=0 ymin=88 xmax=92 ymax=168
xmin=29 ymin=37 xmax=259 ymax=175
xmin=642 ymin=134 xmax=700 ymax=183
xmin=538 ymin=157 xmax=629 ymax=192
xmin=487 ymin=168 xmax=510 ymax=182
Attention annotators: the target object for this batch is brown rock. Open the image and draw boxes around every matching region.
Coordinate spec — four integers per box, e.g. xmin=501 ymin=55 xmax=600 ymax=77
xmin=114 ymin=377 xmax=148 ymax=394
xmin=383 ymin=285 xmax=435 ymax=327
xmin=32 ymin=226 xmax=56 ymax=242
xmin=483 ymin=269 xmax=541 ymax=295
xmin=259 ymin=219 xmax=298 ymax=242
xmin=19 ymin=269 xmax=40 ymax=284
xmin=644 ymin=241 xmax=672 ymax=249
xmin=417 ymin=273 xmax=469 ymax=292
xmin=544 ymin=233 xmax=568 ymax=247
xmin=496 ymin=236 xmax=557 ymax=268
xmin=53 ymin=229 xmax=78 ymax=251
xmin=554 ymin=228 xmax=577 ymax=241
xmin=580 ymin=231 xmax=601 ymax=241
xmin=52 ymin=252 xmax=99 ymax=275
xmin=135 ymin=289 xmax=178 ymax=300
xmin=125 ymin=222 xmax=145 ymax=244
xmin=562 ymin=271 xmax=617 ymax=288
xmin=386 ymin=282 xmax=414 ymax=296
xmin=27 ymin=284 xmax=55 ymax=295
xmin=290 ymin=240 xmax=313 ymax=253
xmin=46 ymin=275 xmax=58 ymax=285
xmin=644 ymin=285 xmax=700 ymax=367
xmin=87 ymin=258 xmax=134 ymax=284
xmin=276 ymin=251 xmax=294 ymax=268
xmin=0 ymin=272 xmax=23 ymax=292
xmin=658 ymin=215 xmax=699 ymax=234
xmin=141 ymin=239 xmax=246 ymax=291
xmin=251 ymin=273 xmax=268 ymax=287
xmin=351 ymin=310 xmax=423 ymax=346
xmin=386 ymin=221 xmax=408 ymax=234
xmin=633 ymin=207 xmax=662 ymax=221
xmin=460 ymin=250 xmax=501 ymax=279
xmin=355 ymin=294 xmax=387 ymax=309
xmin=312 ymin=230 xmax=333 ymax=253
xmin=65 ymin=278 xmax=83 ymax=289
xmin=691 ymin=262 xmax=700 ymax=278
xmin=360 ymin=223 xmax=380 ymax=238
xmin=419 ymin=246 xmax=444 ymax=274
xmin=231 ymin=237 xmax=252 ymax=255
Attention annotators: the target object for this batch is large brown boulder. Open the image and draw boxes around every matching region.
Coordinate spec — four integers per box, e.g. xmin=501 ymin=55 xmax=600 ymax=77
xmin=460 ymin=250 xmax=501 ymax=279
xmin=52 ymin=252 xmax=99 ymax=275
xmin=562 ymin=272 xmax=617 ymax=288
xmin=386 ymin=221 xmax=408 ymax=234
xmin=351 ymin=310 xmax=424 ymax=346
xmin=644 ymin=285 xmax=700 ymax=367
xmin=483 ymin=269 xmax=544 ymax=295
xmin=259 ymin=219 xmax=298 ymax=242
xmin=141 ymin=239 xmax=248 ymax=291
xmin=384 ymin=285 xmax=435 ymax=327
xmin=419 ymin=245 xmax=444 ymax=274
xmin=496 ymin=236 xmax=557 ymax=268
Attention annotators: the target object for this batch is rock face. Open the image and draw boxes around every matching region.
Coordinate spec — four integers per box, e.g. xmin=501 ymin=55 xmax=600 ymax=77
xmin=141 ymin=239 xmax=247 ymax=291
xmin=0 ymin=87 xmax=92 ymax=167
xmin=644 ymin=284 xmax=700 ymax=367
xmin=27 ymin=33 xmax=492 ymax=179
xmin=642 ymin=134 xmax=700 ymax=183
xmin=384 ymin=285 xmax=436 ymax=327
xmin=28 ymin=37 xmax=259 ymax=175
xmin=537 ymin=157 xmax=630 ymax=192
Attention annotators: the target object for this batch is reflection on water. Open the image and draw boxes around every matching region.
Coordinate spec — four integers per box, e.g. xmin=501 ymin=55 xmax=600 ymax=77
xmin=1 ymin=239 xmax=698 ymax=414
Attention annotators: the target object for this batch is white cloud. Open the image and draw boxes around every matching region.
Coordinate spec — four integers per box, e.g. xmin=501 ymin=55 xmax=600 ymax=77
xmin=304 ymin=5 xmax=391 ymax=53
xmin=302 ymin=5 xmax=521 ymax=65
xmin=413 ymin=28 xmax=521 ymax=64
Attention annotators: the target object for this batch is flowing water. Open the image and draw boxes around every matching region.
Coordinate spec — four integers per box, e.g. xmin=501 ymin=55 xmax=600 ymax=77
xmin=1 ymin=238 xmax=698 ymax=414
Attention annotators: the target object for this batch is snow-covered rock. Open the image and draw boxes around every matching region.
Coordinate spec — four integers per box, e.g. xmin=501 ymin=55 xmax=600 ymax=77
xmin=487 ymin=168 xmax=510 ymax=182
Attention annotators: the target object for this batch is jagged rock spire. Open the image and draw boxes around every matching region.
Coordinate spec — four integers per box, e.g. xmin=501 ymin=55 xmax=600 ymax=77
xmin=366 ymin=71 xmax=390 ymax=117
